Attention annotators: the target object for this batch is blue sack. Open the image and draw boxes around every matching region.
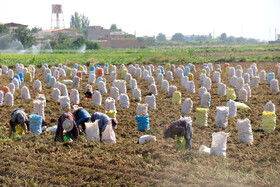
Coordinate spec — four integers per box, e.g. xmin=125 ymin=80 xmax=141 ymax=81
xmin=184 ymin=67 xmax=190 ymax=76
xmin=13 ymin=75 xmax=22 ymax=85
xmin=90 ymin=65 xmax=95 ymax=72
xmin=267 ymin=72 xmax=275 ymax=84
xmin=96 ymin=64 xmax=101 ymax=68
xmin=18 ymin=72 xmax=24 ymax=82
xmin=29 ymin=114 xmax=42 ymax=135
xmin=74 ymin=63 xmax=78 ymax=69
xmin=46 ymin=73 xmax=51 ymax=83
xmin=135 ymin=115 xmax=150 ymax=132
xmin=104 ymin=63 xmax=109 ymax=67
xmin=158 ymin=66 xmax=165 ymax=75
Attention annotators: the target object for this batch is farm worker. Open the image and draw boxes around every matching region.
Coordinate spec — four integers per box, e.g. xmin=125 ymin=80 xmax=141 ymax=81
xmin=54 ymin=112 xmax=79 ymax=142
xmin=9 ymin=109 xmax=30 ymax=137
xmin=91 ymin=112 xmax=118 ymax=139
xmin=72 ymin=105 xmax=91 ymax=132
xmin=163 ymin=119 xmax=193 ymax=150
xmin=85 ymin=89 xmax=93 ymax=98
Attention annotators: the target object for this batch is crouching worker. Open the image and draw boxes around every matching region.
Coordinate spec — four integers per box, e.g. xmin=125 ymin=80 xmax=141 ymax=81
xmin=91 ymin=112 xmax=118 ymax=140
xmin=163 ymin=118 xmax=192 ymax=150
xmin=72 ymin=105 xmax=91 ymax=133
xmin=55 ymin=112 xmax=79 ymax=142
xmin=9 ymin=109 xmax=30 ymax=137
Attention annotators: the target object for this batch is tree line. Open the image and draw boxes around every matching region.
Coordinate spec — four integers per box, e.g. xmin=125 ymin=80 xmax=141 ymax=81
xmin=155 ymin=32 xmax=259 ymax=44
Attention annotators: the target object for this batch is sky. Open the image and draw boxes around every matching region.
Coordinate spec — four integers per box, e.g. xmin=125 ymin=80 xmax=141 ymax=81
xmin=0 ymin=0 xmax=279 ymax=41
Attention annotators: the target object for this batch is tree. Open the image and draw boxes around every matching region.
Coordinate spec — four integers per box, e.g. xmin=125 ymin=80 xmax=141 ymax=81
xmin=70 ymin=12 xmax=81 ymax=29
xmin=30 ymin=27 xmax=42 ymax=33
xmin=156 ymin=33 xmax=167 ymax=42
xmin=136 ymin=37 xmax=145 ymax=42
xmin=171 ymin=33 xmax=185 ymax=42
xmin=72 ymin=36 xmax=86 ymax=48
xmin=0 ymin=25 xmax=9 ymax=34
xmin=12 ymin=27 xmax=36 ymax=48
xmin=219 ymin=33 xmax=227 ymax=41
xmin=70 ymin=12 xmax=89 ymax=36
xmin=110 ymin=24 xmax=117 ymax=30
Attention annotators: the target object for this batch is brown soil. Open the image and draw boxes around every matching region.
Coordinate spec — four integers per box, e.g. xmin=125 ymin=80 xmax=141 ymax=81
xmin=0 ymin=61 xmax=280 ymax=186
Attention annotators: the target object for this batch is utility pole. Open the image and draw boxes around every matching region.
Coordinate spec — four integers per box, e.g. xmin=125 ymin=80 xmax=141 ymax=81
xmin=275 ymin=28 xmax=277 ymax=41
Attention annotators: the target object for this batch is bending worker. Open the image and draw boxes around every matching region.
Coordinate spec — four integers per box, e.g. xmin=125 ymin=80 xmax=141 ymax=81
xmin=72 ymin=105 xmax=91 ymax=132
xmin=55 ymin=112 xmax=79 ymax=142
xmin=91 ymin=112 xmax=118 ymax=139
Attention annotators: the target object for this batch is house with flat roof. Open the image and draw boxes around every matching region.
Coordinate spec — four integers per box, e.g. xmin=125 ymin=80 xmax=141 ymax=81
xmin=33 ymin=28 xmax=82 ymax=42
xmin=87 ymin=25 xmax=146 ymax=48
xmin=0 ymin=22 xmax=28 ymax=33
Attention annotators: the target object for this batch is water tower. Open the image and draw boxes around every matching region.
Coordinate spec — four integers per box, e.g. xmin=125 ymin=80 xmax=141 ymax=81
xmin=51 ymin=4 xmax=65 ymax=29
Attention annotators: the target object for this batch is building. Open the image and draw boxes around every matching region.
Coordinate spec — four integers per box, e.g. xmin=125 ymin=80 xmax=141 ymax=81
xmin=33 ymin=28 xmax=82 ymax=42
xmin=87 ymin=26 xmax=147 ymax=48
xmin=269 ymin=34 xmax=280 ymax=44
xmin=87 ymin=26 xmax=122 ymax=40
xmin=0 ymin=22 xmax=28 ymax=33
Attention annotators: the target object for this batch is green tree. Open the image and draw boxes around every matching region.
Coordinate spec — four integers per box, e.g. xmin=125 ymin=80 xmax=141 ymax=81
xmin=219 ymin=33 xmax=227 ymax=41
xmin=110 ymin=24 xmax=117 ymax=30
xmin=70 ymin=12 xmax=81 ymax=29
xmin=171 ymin=33 xmax=185 ymax=42
xmin=12 ymin=27 xmax=36 ymax=48
xmin=72 ymin=36 xmax=86 ymax=48
xmin=85 ymin=40 xmax=101 ymax=50
xmin=70 ymin=12 xmax=89 ymax=35
xmin=0 ymin=25 xmax=9 ymax=34
xmin=156 ymin=33 xmax=167 ymax=42
xmin=30 ymin=27 xmax=42 ymax=33
xmin=136 ymin=37 xmax=145 ymax=42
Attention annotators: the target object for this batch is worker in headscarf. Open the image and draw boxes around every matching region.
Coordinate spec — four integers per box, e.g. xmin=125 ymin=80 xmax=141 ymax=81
xmin=55 ymin=111 xmax=79 ymax=142
xmin=9 ymin=109 xmax=29 ymax=137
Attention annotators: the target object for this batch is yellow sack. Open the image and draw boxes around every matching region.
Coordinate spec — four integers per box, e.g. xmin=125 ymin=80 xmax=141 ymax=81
xmin=216 ymin=68 xmax=222 ymax=74
xmin=172 ymin=91 xmax=181 ymax=104
xmin=188 ymin=73 xmax=194 ymax=81
xmin=201 ymin=69 xmax=206 ymax=74
xmin=79 ymin=66 xmax=85 ymax=71
xmin=226 ymin=88 xmax=236 ymax=101
xmin=166 ymin=63 xmax=171 ymax=71
xmin=25 ymin=71 xmax=32 ymax=82
xmin=196 ymin=108 xmax=208 ymax=126
xmin=235 ymin=102 xmax=250 ymax=110
xmin=262 ymin=111 xmax=276 ymax=132
xmin=226 ymin=67 xmax=230 ymax=75
xmin=12 ymin=126 xmax=25 ymax=135
xmin=66 ymin=68 xmax=72 ymax=76
xmin=105 ymin=110 xmax=117 ymax=119
xmin=121 ymin=69 xmax=128 ymax=79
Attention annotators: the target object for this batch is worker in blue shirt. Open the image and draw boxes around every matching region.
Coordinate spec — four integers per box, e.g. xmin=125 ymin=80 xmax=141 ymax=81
xmin=72 ymin=105 xmax=91 ymax=133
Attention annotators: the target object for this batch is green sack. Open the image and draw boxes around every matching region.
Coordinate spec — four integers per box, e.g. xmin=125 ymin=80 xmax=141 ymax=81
xmin=175 ymin=136 xmax=186 ymax=151
xmin=57 ymin=135 xmax=73 ymax=143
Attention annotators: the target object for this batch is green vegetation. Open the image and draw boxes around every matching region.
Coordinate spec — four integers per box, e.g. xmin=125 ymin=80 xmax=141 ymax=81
xmin=1 ymin=44 xmax=280 ymax=66
xmin=70 ymin=12 xmax=90 ymax=36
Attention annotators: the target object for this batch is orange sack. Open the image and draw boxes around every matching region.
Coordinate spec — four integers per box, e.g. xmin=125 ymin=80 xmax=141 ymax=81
xmin=2 ymin=86 xmax=10 ymax=95
xmin=97 ymin=68 xmax=104 ymax=77
xmin=76 ymin=71 xmax=82 ymax=79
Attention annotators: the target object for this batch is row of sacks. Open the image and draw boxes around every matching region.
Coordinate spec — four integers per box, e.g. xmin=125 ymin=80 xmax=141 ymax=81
xmin=0 ymin=79 xmax=43 ymax=106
